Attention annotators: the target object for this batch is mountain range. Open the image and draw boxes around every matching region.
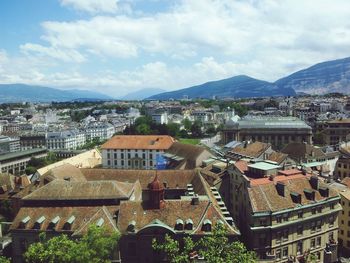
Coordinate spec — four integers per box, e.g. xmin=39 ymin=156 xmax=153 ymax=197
xmin=148 ymin=57 xmax=350 ymax=100
xmin=120 ymin=88 xmax=166 ymax=100
xmin=1 ymin=57 xmax=350 ymax=102
xmin=0 ymin=84 xmax=112 ymax=103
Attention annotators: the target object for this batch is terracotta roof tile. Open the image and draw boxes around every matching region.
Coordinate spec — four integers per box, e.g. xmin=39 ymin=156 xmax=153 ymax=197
xmin=101 ymin=135 xmax=175 ymax=150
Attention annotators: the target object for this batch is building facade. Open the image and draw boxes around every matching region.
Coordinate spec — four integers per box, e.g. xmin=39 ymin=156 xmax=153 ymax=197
xmin=226 ymin=160 xmax=340 ymax=262
xmin=223 ymin=117 xmax=312 ymax=150
xmin=46 ymin=130 xmax=86 ymax=150
xmin=101 ymin=135 xmax=175 ymax=170
xmin=84 ymin=122 xmax=115 ymax=141
xmin=322 ymin=119 xmax=350 ymax=146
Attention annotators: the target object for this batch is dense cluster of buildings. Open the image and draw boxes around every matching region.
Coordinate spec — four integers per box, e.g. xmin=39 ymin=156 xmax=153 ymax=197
xmin=2 ymin=94 xmax=350 ymax=262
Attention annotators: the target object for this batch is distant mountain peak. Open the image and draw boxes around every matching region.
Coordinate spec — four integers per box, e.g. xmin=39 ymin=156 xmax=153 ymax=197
xmin=0 ymin=84 xmax=113 ymax=103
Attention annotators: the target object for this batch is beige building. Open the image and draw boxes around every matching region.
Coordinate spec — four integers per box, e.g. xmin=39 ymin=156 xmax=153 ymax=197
xmin=222 ymin=117 xmax=312 ymax=150
xmin=322 ymin=119 xmax=350 ymax=146
xmin=227 ymin=160 xmax=341 ymax=262
xmin=338 ymin=185 xmax=350 ymax=255
xmin=101 ymin=135 xmax=175 ymax=169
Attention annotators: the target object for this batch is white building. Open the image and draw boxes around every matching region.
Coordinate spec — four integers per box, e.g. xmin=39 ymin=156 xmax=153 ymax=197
xmin=46 ymin=130 xmax=86 ymax=150
xmin=85 ymin=122 xmax=115 ymax=141
xmin=151 ymin=112 xmax=168 ymax=124
xmin=101 ymin=135 xmax=175 ymax=169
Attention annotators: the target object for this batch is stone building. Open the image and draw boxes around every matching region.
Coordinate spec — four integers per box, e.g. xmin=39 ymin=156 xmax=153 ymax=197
xmin=222 ymin=117 xmax=312 ymax=150
xmin=226 ymin=160 xmax=340 ymax=262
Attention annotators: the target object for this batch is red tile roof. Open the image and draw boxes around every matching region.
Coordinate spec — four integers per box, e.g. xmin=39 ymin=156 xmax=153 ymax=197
xmin=101 ymin=135 xmax=175 ymax=150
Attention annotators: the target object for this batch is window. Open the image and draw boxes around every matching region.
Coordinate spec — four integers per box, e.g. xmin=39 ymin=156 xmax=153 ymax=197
xmin=282 ymin=229 xmax=288 ymax=242
xmin=298 ymin=211 xmax=303 ymax=219
xmin=311 ymin=238 xmax=315 ymax=248
xmin=297 ymin=241 xmax=303 ymax=255
xmin=276 ymin=216 xmax=282 ymax=223
xmin=297 ymin=225 xmax=303 ymax=235
xmin=330 ymin=203 xmax=335 ymax=209
xmin=282 ymin=247 xmax=288 ymax=258
xmin=311 ymin=222 xmax=316 ymax=232
xmin=276 ymin=249 xmax=281 ymax=259
xmin=316 ymin=220 xmax=322 ymax=231
xmin=317 ymin=206 xmax=322 ymax=213
xmin=149 ymin=153 xmax=153 ymax=159
xmin=312 ymin=208 xmax=316 ymax=215
xmin=276 ymin=231 xmax=282 ymax=243
xmin=121 ymin=153 xmax=124 ymax=159
xmin=316 ymin=236 xmax=321 ymax=247
xmin=283 ymin=213 xmax=289 ymax=222
xmin=128 ymin=153 xmax=131 ymax=159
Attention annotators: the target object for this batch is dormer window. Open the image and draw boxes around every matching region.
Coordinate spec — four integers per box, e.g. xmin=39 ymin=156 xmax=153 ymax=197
xmin=20 ymin=216 xmax=31 ymax=229
xmin=175 ymin=219 xmax=184 ymax=231
xmin=96 ymin=218 xmax=104 ymax=227
xmin=63 ymin=215 xmax=76 ymax=230
xmin=185 ymin=219 xmax=193 ymax=230
xmin=48 ymin=216 xmax=60 ymax=230
xmin=202 ymin=219 xmax=212 ymax=232
xmin=34 ymin=216 xmax=46 ymax=230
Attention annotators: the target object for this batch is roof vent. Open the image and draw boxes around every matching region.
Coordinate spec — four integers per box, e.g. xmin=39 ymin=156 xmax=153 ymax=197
xmin=48 ymin=216 xmax=60 ymax=230
xmin=63 ymin=176 xmax=71 ymax=181
xmin=225 ymin=217 xmax=234 ymax=225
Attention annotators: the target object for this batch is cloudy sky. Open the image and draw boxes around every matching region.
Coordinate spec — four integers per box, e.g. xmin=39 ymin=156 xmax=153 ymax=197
xmin=1 ymin=0 xmax=350 ymax=97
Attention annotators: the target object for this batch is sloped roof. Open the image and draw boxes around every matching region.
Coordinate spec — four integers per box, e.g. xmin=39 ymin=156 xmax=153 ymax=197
xmin=117 ymin=198 xmax=238 ymax=235
xmin=267 ymin=152 xmax=289 ymax=164
xmin=23 ymin=180 xmax=135 ymax=200
xmin=281 ymin=143 xmax=325 ymax=160
xmin=10 ymin=205 xmax=119 ymax=235
xmin=248 ymin=176 xmax=338 ymax=213
xmin=43 ymin=164 xmax=87 ymax=182
xmin=229 ymin=142 xmax=271 ymax=159
xmin=81 ymin=169 xmax=198 ymax=190
xmin=101 ymin=135 xmax=175 ymax=150
xmin=165 ymin=142 xmax=212 ymax=169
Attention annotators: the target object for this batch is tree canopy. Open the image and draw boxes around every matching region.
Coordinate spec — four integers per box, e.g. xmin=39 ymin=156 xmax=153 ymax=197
xmin=24 ymin=225 xmax=119 ymax=263
xmin=153 ymin=223 xmax=256 ymax=263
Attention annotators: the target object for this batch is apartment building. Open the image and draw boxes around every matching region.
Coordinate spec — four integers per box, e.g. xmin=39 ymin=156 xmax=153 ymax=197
xmin=334 ymin=144 xmax=350 ymax=180
xmin=101 ymin=135 xmax=175 ymax=169
xmin=227 ymin=160 xmax=341 ymax=262
xmin=0 ymin=136 xmax=20 ymax=154
xmin=337 ymin=184 xmax=350 ymax=256
xmin=0 ymin=148 xmax=47 ymax=175
xmin=46 ymin=130 xmax=85 ymax=150
xmin=84 ymin=122 xmax=115 ymax=141
xmin=322 ymin=119 xmax=350 ymax=146
xmin=222 ymin=117 xmax=312 ymax=149
xmin=19 ymin=134 xmax=46 ymax=150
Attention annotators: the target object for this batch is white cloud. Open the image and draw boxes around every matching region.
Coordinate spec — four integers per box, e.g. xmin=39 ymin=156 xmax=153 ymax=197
xmin=3 ymin=0 xmax=350 ymax=95
xmin=20 ymin=43 xmax=86 ymax=63
xmin=60 ymin=0 xmax=119 ymax=14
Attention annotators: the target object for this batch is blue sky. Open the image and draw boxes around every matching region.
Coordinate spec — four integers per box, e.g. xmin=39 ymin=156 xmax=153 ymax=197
xmin=1 ymin=0 xmax=350 ymax=97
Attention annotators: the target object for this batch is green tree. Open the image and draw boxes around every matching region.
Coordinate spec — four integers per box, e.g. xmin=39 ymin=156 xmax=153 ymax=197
xmin=197 ymin=223 xmax=256 ymax=263
xmin=190 ymin=121 xmax=203 ymax=138
xmin=153 ymin=223 xmax=256 ymax=263
xmin=182 ymin=118 xmax=192 ymax=131
xmin=0 ymin=200 xmax=13 ymax=221
xmin=24 ymin=225 xmax=119 ymax=263
xmin=0 ymin=256 xmax=10 ymax=263
xmin=167 ymin=123 xmax=181 ymax=137
xmin=136 ymin=123 xmax=152 ymax=135
xmin=152 ymin=235 xmax=195 ymax=263
xmin=25 ymin=166 xmax=37 ymax=175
